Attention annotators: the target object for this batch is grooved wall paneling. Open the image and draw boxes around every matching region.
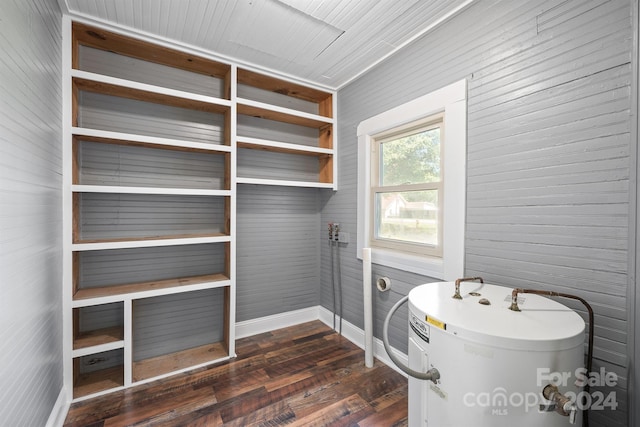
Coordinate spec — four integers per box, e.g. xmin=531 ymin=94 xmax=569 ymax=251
xmin=78 ymin=91 xmax=226 ymax=144
xmin=237 ymin=148 xmax=322 ymax=182
xmin=238 ymin=84 xmax=319 ymax=115
xmin=132 ymin=288 xmax=226 ymax=361
xmin=77 ymin=243 xmax=227 ymax=289
xmin=236 ymin=185 xmax=321 ymax=321
xmin=237 ymin=115 xmax=320 ymax=147
xmin=77 ymin=140 xmax=227 ymax=189
xmin=76 ymin=302 xmax=123 ymax=333
xmin=327 ymin=1 xmax=632 ymax=425
xmin=76 ymin=193 xmax=226 ymax=241
xmin=79 ymin=45 xmax=224 ymax=98
xmin=0 ymin=0 xmax=63 ymax=425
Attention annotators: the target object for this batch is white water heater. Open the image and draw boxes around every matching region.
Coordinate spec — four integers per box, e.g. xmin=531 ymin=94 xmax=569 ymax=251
xmin=407 ymin=281 xmax=585 ymax=427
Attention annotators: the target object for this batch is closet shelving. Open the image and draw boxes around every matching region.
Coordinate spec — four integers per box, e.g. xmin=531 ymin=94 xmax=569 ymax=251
xmin=66 ymin=21 xmax=235 ymax=399
xmin=236 ymin=68 xmax=336 ymax=189
xmin=64 ymin=20 xmax=337 ymax=401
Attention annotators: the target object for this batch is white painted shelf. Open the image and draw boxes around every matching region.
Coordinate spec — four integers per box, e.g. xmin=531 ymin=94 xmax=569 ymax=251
xmin=72 ymin=127 xmax=233 ymax=153
xmin=237 ymin=97 xmax=333 ymax=128
xmin=72 ymin=277 xmax=232 ymax=308
xmin=71 ymin=235 xmax=231 ymax=252
xmin=72 ymin=69 xmax=232 ymax=109
xmin=237 ymin=136 xmax=333 ymax=156
xmin=237 ymin=177 xmax=336 ymax=189
xmin=71 ymin=185 xmax=231 ymax=197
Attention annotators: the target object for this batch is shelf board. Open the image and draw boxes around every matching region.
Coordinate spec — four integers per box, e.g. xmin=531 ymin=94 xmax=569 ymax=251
xmin=72 ymin=185 xmax=231 ymax=197
xmin=237 ymin=136 xmax=333 ymax=157
xmin=237 ymin=98 xmax=332 ymax=129
xmin=72 ymin=234 xmax=231 ymax=251
xmin=74 ymin=326 xmax=124 ymax=351
xmin=74 ymin=75 xmax=230 ymax=114
xmin=73 ymin=273 xmax=230 ymax=302
xmin=73 ymin=365 xmax=124 ymax=399
xmin=73 ymin=22 xmax=231 ymax=80
xmin=237 ymin=68 xmax=332 ymax=105
xmin=237 ymin=177 xmax=335 ymax=189
xmin=72 ymin=127 xmax=232 ymax=153
xmin=132 ymin=341 xmax=228 ymax=382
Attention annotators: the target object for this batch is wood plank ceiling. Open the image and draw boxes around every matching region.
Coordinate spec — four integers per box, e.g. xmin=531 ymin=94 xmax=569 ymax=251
xmin=60 ymin=0 xmax=475 ymax=89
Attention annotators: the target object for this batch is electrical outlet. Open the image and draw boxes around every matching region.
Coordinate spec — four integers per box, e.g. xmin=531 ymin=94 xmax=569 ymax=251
xmin=338 ymin=232 xmax=350 ymax=244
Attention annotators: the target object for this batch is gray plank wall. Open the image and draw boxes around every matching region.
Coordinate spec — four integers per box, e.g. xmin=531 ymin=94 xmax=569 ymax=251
xmin=0 ymin=0 xmax=63 ymax=425
xmin=324 ymin=0 xmax=632 ymax=426
xmin=236 ymin=185 xmax=321 ymax=322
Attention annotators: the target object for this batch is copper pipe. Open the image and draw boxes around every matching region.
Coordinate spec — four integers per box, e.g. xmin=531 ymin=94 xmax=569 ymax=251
xmin=452 ymin=276 xmax=484 ymax=299
xmin=509 ymin=288 xmax=594 ymax=427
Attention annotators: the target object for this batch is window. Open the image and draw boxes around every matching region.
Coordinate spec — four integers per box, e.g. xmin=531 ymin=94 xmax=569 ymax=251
xmin=371 ymin=115 xmax=443 ymax=257
xmin=357 ymin=79 xmax=466 ymax=280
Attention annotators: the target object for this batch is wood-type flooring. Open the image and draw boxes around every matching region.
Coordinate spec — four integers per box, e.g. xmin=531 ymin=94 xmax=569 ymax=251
xmin=64 ymin=320 xmax=409 ymax=426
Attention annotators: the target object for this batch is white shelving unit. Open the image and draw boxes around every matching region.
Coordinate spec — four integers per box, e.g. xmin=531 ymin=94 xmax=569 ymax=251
xmin=236 ymin=68 xmax=336 ymax=189
xmin=62 ymin=19 xmax=336 ymax=401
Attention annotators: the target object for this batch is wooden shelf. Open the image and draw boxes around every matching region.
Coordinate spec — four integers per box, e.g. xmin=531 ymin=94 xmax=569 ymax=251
xmin=237 ymin=68 xmax=332 ymax=108
xmin=237 ymin=177 xmax=336 ymax=189
xmin=237 ymin=99 xmax=332 ymax=129
xmin=74 ymin=76 xmax=230 ymax=114
xmin=237 ymin=136 xmax=333 ymax=157
xmin=73 ymin=69 xmax=232 ymax=109
xmin=71 ymin=185 xmax=231 ymax=197
xmin=72 ymin=232 xmax=230 ymax=249
xmin=73 ymin=22 xmax=231 ymax=83
xmin=72 ymin=127 xmax=232 ymax=152
xmin=74 ymin=273 xmax=230 ymax=301
xmin=132 ymin=342 xmax=228 ymax=382
xmin=73 ymin=365 xmax=124 ymax=399
xmin=73 ymin=233 xmax=228 ymax=249
xmin=73 ymin=326 xmax=124 ymax=351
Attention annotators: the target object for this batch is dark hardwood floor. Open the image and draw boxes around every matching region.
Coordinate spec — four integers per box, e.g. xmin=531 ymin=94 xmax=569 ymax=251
xmin=64 ymin=320 xmax=409 ymax=426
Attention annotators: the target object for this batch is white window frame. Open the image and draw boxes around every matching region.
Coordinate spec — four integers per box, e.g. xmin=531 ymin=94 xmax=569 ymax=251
xmin=370 ymin=115 xmax=444 ymax=257
xmin=357 ymin=79 xmax=467 ymax=280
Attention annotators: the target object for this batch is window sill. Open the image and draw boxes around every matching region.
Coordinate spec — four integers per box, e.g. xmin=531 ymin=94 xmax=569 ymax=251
xmin=359 ymin=248 xmax=444 ymax=279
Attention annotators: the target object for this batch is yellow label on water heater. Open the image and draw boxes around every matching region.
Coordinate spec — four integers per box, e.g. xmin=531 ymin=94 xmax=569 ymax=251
xmin=426 ymin=315 xmax=446 ymax=330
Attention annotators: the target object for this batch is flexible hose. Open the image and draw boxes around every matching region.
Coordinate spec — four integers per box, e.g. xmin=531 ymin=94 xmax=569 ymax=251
xmin=383 ymin=294 xmax=440 ymax=381
xmin=336 ymin=241 xmax=343 ymax=335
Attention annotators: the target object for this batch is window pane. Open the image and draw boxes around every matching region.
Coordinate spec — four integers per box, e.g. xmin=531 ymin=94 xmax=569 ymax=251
xmin=375 ymin=190 xmax=438 ymax=246
xmin=380 ymin=127 xmax=441 ymax=186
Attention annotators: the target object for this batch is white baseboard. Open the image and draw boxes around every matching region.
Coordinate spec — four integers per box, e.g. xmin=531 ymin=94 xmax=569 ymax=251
xmin=235 ymin=306 xmax=321 ymax=339
xmin=45 ymin=387 xmax=69 ymax=427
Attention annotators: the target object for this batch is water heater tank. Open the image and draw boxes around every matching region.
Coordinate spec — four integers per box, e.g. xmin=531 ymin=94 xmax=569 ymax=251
xmin=407 ymin=281 xmax=585 ymax=427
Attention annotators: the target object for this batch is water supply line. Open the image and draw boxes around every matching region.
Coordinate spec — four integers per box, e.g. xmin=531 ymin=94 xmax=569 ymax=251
xmin=328 ymin=223 xmax=336 ymax=331
xmin=508 ymin=288 xmax=594 ymax=427
xmin=336 ymin=226 xmax=343 ymax=335
xmin=382 ymin=295 xmax=441 ymax=382
xmin=328 ymin=222 xmax=343 ymax=335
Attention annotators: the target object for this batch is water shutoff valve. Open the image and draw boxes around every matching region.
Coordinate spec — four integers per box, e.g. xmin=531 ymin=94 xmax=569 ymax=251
xmin=541 ymin=384 xmax=578 ymax=424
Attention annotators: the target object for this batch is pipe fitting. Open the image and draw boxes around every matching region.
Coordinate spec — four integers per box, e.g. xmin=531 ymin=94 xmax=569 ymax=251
xmin=452 ymin=276 xmax=484 ymax=299
xmin=542 ymin=384 xmax=578 ymax=424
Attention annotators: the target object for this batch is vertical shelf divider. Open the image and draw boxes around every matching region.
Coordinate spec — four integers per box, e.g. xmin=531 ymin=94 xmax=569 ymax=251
xmin=123 ymin=298 xmax=133 ymax=387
